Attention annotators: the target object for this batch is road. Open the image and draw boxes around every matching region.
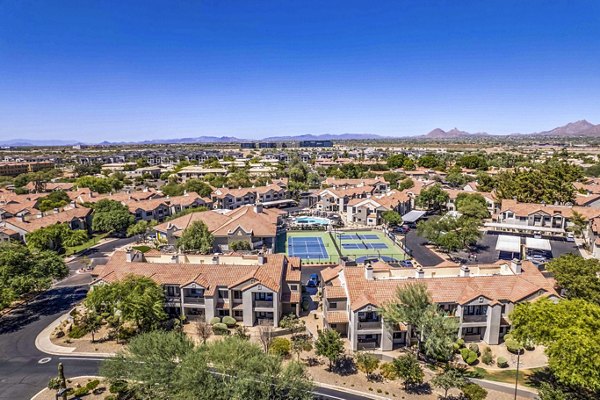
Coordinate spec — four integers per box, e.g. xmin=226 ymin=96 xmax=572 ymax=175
xmin=0 ymin=235 xmax=375 ymax=400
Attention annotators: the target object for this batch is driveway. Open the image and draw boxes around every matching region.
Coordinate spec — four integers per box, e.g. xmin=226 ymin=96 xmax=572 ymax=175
xmin=404 ymin=229 xmax=444 ymax=267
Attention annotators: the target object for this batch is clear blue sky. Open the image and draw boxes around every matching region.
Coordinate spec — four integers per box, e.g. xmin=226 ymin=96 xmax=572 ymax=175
xmin=1 ymin=0 xmax=599 ymax=141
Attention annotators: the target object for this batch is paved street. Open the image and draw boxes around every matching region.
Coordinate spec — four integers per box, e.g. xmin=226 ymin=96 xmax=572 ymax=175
xmin=404 ymin=229 xmax=444 ymax=266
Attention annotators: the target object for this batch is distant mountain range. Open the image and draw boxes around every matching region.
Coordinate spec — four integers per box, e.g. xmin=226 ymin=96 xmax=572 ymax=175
xmin=1 ymin=120 xmax=600 ymax=146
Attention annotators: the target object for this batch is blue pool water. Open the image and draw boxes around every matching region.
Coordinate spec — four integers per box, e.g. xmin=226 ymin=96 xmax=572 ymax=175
xmin=295 ymin=216 xmax=332 ymax=225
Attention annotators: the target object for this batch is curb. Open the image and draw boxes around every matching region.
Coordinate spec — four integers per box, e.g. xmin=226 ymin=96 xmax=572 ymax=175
xmin=313 ymin=381 xmax=391 ymax=400
xmin=35 ymin=308 xmax=115 ymax=358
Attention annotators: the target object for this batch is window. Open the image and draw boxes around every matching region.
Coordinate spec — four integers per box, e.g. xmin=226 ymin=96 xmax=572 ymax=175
xmin=218 ymin=290 xmax=229 ymax=299
xmin=255 ymin=292 xmax=273 ymax=301
xmin=330 ymin=323 xmax=337 ymax=329
xmin=329 ymin=302 xmax=338 ymax=309
xmin=290 ymin=284 xmax=298 ymax=291
xmin=233 ymin=291 xmax=242 ymax=299
xmin=234 ymin=310 xmax=243 ymax=317
xmin=393 ymin=332 xmax=404 ymax=339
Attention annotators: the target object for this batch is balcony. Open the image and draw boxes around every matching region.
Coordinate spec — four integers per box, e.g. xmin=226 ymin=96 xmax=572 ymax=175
xmin=254 ymin=300 xmax=274 ymax=308
xmin=183 ymin=296 xmax=205 ymax=305
xmin=462 ymin=314 xmax=487 ymax=323
xmin=165 ymin=295 xmax=180 ymax=304
xmin=256 ymin=318 xmax=274 ymax=326
xmin=357 ymin=320 xmax=382 ymax=330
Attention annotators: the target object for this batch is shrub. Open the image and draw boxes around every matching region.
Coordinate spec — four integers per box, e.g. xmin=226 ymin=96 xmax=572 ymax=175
xmin=209 ymin=317 xmax=221 ymax=325
xmin=456 ymin=338 xmax=465 ymax=347
xmin=212 ymin=322 xmax=229 ymax=335
xmin=468 ymin=343 xmax=480 ymax=355
xmin=462 ymin=383 xmax=488 ymax=400
xmin=460 ymin=348 xmax=478 ymax=365
xmin=222 ymin=316 xmax=237 ymax=328
xmin=68 ymin=324 xmax=88 ymax=339
xmin=72 ymin=386 xmax=90 ymax=397
xmin=269 ymin=337 xmax=292 ymax=357
xmin=109 ymin=380 xmax=128 ymax=394
xmin=48 ymin=377 xmax=62 ymax=390
xmin=86 ymin=379 xmax=100 ymax=391
xmin=497 ymin=357 xmax=508 ymax=368
xmin=380 ymin=362 xmax=398 ymax=380
xmin=481 ymin=347 xmax=493 ymax=365
xmin=504 ymin=335 xmax=524 ymax=354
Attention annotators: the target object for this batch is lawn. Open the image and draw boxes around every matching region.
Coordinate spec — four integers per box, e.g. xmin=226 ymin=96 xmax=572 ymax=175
xmin=472 ymin=367 xmax=544 ymax=388
xmin=65 ymin=232 xmax=109 ymax=256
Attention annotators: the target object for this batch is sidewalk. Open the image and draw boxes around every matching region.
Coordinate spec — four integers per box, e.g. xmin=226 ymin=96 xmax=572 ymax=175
xmin=35 ymin=309 xmax=115 ymax=358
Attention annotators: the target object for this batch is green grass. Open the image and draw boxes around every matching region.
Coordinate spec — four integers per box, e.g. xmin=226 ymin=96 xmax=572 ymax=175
xmin=65 ymin=232 xmax=109 ymax=256
xmin=473 ymin=367 xmax=543 ymax=388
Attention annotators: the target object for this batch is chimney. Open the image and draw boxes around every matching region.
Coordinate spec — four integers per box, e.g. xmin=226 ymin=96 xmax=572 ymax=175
xmin=510 ymin=259 xmax=522 ymax=274
xmin=258 ymin=253 xmax=267 ymax=265
xmin=171 ymin=254 xmax=178 ymax=264
xmin=254 ymin=203 xmax=263 ymax=214
xmin=365 ymin=261 xmax=374 ymax=280
xmin=415 ymin=267 xmax=425 ymax=279
xmin=125 ymin=247 xmax=133 ymax=262
xmin=460 ymin=264 xmax=470 ymax=277
xmin=212 ymin=255 xmax=219 ymax=265
xmin=70 ymin=200 xmax=77 ymax=208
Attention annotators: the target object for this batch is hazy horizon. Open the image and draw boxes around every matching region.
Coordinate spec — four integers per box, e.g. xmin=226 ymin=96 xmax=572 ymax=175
xmin=1 ymin=1 xmax=599 ymax=141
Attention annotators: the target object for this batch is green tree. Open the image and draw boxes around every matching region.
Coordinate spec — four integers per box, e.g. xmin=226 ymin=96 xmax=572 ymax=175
xmin=315 ymin=329 xmax=345 ymax=370
xmin=291 ymin=335 xmax=313 ymax=362
xmin=184 ymin=179 xmax=213 ymax=197
xmin=431 ymin=367 xmax=467 ymax=399
xmin=76 ymin=176 xmax=122 ymax=194
xmin=26 ymin=223 xmax=88 ymax=252
xmin=416 ymin=184 xmax=449 ymax=212
xmin=398 ymin=177 xmax=415 ymax=190
xmin=387 ymin=154 xmax=407 ymax=169
xmin=382 ymin=210 xmax=403 ymax=226
xmin=510 ymin=298 xmax=600 ymax=391
xmin=230 ymin=240 xmax=251 ymax=251
xmin=418 ymin=154 xmax=445 ymax=170
xmin=546 ymin=255 xmax=600 ymax=304
xmin=461 ymin=383 xmax=488 ymax=400
xmin=161 ymin=182 xmax=185 ymax=196
xmin=417 ymin=215 xmax=481 ymax=254
xmin=91 ymin=199 xmax=134 ymax=233
xmin=85 ymin=275 xmax=167 ymax=334
xmin=457 ymin=154 xmax=488 ymax=170
xmin=177 ymin=220 xmax=214 ymax=253
xmin=569 ymin=211 xmax=587 ymax=237
xmin=0 ymin=243 xmax=68 ymax=308
xmin=455 ymin=193 xmax=490 ymax=220
xmin=390 ymin=354 xmax=424 ymax=391
xmin=381 ymin=282 xmax=457 ymax=360
xmin=355 ymin=352 xmax=380 ymax=381
xmin=38 ymin=190 xmax=71 ymax=212
xmin=127 ymin=220 xmax=156 ymax=240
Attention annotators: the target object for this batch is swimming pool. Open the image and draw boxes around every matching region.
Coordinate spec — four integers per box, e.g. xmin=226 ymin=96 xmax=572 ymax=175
xmin=294 ymin=216 xmax=332 ymax=226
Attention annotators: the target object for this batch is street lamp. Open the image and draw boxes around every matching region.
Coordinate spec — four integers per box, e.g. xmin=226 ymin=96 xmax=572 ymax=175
xmin=514 ymin=350 xmax=521 ymax=400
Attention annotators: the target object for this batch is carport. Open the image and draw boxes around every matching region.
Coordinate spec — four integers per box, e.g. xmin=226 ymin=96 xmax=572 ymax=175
xmin=402 ymin=210 xmax=427 ymax=225
xmin=495 ymin=235 xmax=521 ymax=260
xmin=525 ymin=237 xmax=553 ymax=260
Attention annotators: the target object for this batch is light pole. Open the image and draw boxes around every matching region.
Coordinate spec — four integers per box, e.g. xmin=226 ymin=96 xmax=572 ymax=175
xmin=514 ymin=350 xmax=521 ymax=400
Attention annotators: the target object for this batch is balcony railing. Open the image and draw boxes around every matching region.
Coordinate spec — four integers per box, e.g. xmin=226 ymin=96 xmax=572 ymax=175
xmin=256 ymin=318 xmax=274 ymax=326
xmin=462 ymin=314 xmax=487 ymax=323
xmin=165 ymin=295 xmax=180 ymax=303
xmin=357 ymin=320 xmax=382 ymax=330
xmin=183 ymin=296 xmax=205 ymax=304
xmin=254 ymin=300 xmax=274 ymax=308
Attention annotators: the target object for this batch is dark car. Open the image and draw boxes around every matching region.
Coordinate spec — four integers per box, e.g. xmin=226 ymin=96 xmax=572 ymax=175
xmin=306 ymin=273 xmax=320 ymax=287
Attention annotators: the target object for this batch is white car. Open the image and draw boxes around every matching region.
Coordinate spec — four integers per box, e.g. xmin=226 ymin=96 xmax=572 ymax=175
xmin=533 ymin=231 xmax=542 ymax=239
xmin=566 ymin=233 xmax=575 ymax=242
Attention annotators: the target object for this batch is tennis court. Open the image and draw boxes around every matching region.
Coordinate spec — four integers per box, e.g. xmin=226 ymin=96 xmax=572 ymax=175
xmin=288 ymin=236 xmax=328 ymax=260
xmin=337 ymin=233 xmax=380 ymax=240
xmin=333 ymin=230 xmax=407 ymax=263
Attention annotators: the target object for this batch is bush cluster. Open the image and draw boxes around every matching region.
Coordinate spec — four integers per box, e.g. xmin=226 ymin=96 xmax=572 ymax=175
xmin=212 ymin=322 xmax=229 ymax=335
xmin=460 ymin=348 xmax=478 ymax=365
xmin=222 ymin=316 xmax=237 ymax=328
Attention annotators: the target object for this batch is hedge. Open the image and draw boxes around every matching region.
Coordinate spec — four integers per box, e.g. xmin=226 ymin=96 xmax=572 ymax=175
xmin=212 ymin=322 xmax=229 ymax=335
xmin=222 ymin=316 xmax=237 ymax=327
xmin=209 ymin=317 xmax=221 ymax=325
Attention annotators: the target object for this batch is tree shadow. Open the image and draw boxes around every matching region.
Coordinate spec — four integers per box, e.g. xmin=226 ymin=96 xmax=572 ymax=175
xmin=406 ymin=382 xmax=432 ymax=395
xmin=332 ymin=355 xmax=357 ymax=376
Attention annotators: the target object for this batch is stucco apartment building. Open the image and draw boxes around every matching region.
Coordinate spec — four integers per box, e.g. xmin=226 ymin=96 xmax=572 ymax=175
xmin=154 ymin=204 xmax=284 ymax=252
xmin=211 ymin=184 xmax=288 ymax=210
xmin=346 ymin=190 xmax=412 ymax=226
xmin=91 ymin=250 xmax=302 ymax=327
xmin=0 ymin=161 xmax=54 ymax=177
xmin=1 ymin=205 xmax=92 ymax=242
xmin=321 ymin=259 xmax=557 ymax=351
xmin=176 ymin=166 xmax=228 ymax=182
xmin=486 ymin=199 xmax=600 ymax=239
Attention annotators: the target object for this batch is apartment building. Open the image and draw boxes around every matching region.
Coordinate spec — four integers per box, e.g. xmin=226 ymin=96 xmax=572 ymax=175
xmin=154 ymin=204 xmax=284 ymax=251
xmin=177 ymin=166 xmax=228 ymax=182
xmin=486 ymin=199 xmax=600 ymax=238
xmin=321 ymin=259 xmax=557 ymax=351
xmin=211 ymin=184 xmax=288 ymax=210
xmin=445 ymin=189 xmax=498 ymax=215
xmin=91 ymin=250 xmax=302 ymax=327
xmin=2 ymin=205 xmax=92 ymax=241
xmin=0 ymin=161 xmax=54 ymax=177
xmin=316 ymin=186 xmax=375 ymax=213
xmin=346 ymin=190 xmax=412 ymax=226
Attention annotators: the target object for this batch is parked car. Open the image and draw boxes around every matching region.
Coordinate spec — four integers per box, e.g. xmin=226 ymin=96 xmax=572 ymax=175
xmin=533 ymin=231 xmax=542 ymax=239
xmin=566 ymin=232 xmax=575 ymax=242
xmin=399 ymin=260 xmax=414 ymax=268
xmin=306 ymin=273 xmax=320 ymax=287
xmin=527 ymin=254 xmax=547 ymax=264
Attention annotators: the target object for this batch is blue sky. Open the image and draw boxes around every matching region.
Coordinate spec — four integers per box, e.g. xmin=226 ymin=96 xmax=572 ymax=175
xmin=1 ymin=0 xmax=599 ymax=141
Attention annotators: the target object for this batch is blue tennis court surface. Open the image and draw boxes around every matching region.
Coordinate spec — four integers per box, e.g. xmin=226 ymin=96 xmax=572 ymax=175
xmin=338 ymin=233 xmax=380 ymax=240
xmin=288 ymin=236 xmax=329 ymax=259
xmin=341 ymin=242 xmax=388 ymax=250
